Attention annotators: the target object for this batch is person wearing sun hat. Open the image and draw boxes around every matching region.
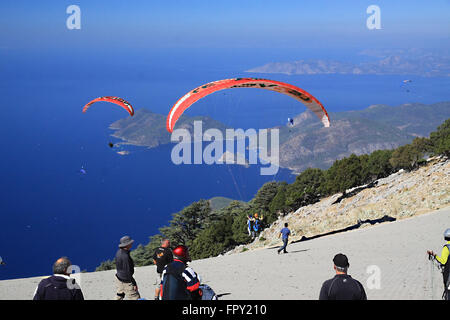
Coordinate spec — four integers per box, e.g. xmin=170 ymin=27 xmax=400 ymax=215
xmin=319 ymin=253 xmax=367 ymax=300
xmin=114 ymin=235 xmax=140 ymax=300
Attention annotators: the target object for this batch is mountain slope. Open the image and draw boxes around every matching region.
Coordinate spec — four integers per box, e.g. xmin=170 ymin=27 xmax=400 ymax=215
xmin=2 ymin=161 xmax=448 ymax=300
xmin=273 ymin=102 xmax=449 ymax=173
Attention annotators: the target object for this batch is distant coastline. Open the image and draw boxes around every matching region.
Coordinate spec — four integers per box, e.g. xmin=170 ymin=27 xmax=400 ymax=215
xmin=245 ymin=49 xmax=450 ymax=77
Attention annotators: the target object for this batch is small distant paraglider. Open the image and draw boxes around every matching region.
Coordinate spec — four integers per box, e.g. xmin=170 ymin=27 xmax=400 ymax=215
xmin=83 ymin=97 xmax=134 ymax=147
xmin=79 ymin=166 xmax=87 ymax=175
xmin=287 ymin=118 xmax=294 ymax=126
xmin=402 ymin=79 xmax=413 ymax=93
xmin=0 ymin=256 xmax=5 ymax=265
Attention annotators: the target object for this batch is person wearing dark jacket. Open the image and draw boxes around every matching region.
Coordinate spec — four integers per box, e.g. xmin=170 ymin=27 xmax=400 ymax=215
xmin=33 ymin=257 xmax=84 ymax=300
xmin=115 ymin=235 xmax=140 ymax=300
xmin=160 ymin=245 xmax=201 ymax=300
xmin=319 ymin=253 xmax=367 ymax=300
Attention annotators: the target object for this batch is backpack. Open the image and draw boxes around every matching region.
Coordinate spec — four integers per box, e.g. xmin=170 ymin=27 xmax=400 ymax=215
xmin=444 ymin=245 xmax=450 ymax=287
xmin=253 ymin=219 xmax=260 ymax=232
xmin=199 ymin=284 xmax=218 ymax=300
xmin=161 ymin=262 xmax=191 ymax=300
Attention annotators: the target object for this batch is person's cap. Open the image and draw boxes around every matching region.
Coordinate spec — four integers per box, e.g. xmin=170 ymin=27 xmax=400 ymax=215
xmin=333 ymin=253 xmax=349 ymax=268
xmin=119 ymin=235 xmax=135 ymax=248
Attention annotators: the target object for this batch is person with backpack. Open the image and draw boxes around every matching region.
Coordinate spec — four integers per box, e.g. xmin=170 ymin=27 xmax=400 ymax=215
xmin=427 ymin=228 xmax=450 ymax=300
xmin=159 ymin=245 xmax=201 ymax=300
xmin=319 ymin=253 xmax=367 ymax=300
xmin=253 ymin=213 xmax=263 ymax=238
xmin=33 ymin=257 xmax=84 ymax=300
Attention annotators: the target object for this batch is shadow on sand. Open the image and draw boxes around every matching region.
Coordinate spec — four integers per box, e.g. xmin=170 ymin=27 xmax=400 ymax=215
xmin=290 ymin=215 xmax=396 ymax=244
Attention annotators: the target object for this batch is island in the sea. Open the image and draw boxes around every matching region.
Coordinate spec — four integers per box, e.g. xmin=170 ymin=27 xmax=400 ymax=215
xmin=109 ymin=102 xmax=450 ymax=173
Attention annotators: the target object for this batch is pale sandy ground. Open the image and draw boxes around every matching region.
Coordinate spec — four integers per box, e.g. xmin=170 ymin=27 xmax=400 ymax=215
xmin=0 ymin=206 xmax=448 ymax=300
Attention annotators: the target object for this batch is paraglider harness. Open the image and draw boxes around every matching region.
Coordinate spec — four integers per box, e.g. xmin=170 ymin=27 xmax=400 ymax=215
xmin=161 ymin=262 xmax=192 ymax=300
xmin=428 ymin=245 xmax=450 ymax=300
xmin=253 ymin=218 xmax=261 ymax=233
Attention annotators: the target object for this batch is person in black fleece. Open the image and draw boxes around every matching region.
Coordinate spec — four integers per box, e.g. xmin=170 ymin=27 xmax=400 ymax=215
xmin=115 ymin=235 xmax=140 ymax=300
xmin=319 ymin=253 xmax=367 ymax=300
xmin=33 ymin=257 xmax=84 ymax=300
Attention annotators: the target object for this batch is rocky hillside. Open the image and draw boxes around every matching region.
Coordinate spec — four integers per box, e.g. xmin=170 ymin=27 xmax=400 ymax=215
xmin=229 ymin=157 xmax=450 ymax=253
xmin=276 ymin=102 xmax=450 ymax=173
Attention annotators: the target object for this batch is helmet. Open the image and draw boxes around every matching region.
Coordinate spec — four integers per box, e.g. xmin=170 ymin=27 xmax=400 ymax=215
xmin=444 ymin=228 xmax=450 ymax=240
xmin=254 ymin=213 xmax=258 ymax=218
xmin=173 ymin=245 xmax=191 ymax=262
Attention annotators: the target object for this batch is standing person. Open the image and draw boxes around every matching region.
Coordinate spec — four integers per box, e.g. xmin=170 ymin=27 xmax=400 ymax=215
xmin=277 ymin=223 xmax=291 ymax=254
xmin=115 ymin=235 xmax=140 ymax=300
xmin=247 ymin=215 xmax=254 ymax=238
xmin=160 ymin=245 xmax=201 ymax=300
xmin=253 ymin=213 xmax=263 ymax=238
xmin=152 ymin=238 xmax=173 ymax=300
xmin=33 ymin=257 xmax=84 ymax=300
xmin=319 ymin=253 xmax=367 ymax=300
xmin=427 ymin=228 xmax=450 ymax=300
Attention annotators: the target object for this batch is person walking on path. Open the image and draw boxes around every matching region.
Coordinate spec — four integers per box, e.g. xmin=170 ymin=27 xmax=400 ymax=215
xmin=33 ymin=257 xmax=84 ymax=300
xmin=152 ymin=238 xmax=173 ymax=300
xmin=115 ymin=235 xmax=140 ymax=300
xmin=319 ymin=253 xmax=367 ymax=300
xmin=427 ymin=228 xmax=450 ymax=300
xmin=277 ymin=223 xmax=291 ymax=254
xmin=160 ymin=245 xmax=201 ymax=300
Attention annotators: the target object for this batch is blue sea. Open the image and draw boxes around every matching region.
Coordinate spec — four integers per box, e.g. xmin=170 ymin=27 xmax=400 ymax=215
xmin=1 ymin=48 xmax=449 ymax=280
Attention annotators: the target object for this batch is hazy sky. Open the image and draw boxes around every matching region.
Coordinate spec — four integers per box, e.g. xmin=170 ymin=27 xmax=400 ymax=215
xmin=1 ymin=0 xmax=449 ymax=53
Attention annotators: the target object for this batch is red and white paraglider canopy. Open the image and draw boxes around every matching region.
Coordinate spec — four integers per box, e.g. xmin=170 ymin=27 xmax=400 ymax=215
xmin=83 ymin=96 xmax=134 ymax=116
xmin=166 ymin=78 xmax=330 ymax=132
